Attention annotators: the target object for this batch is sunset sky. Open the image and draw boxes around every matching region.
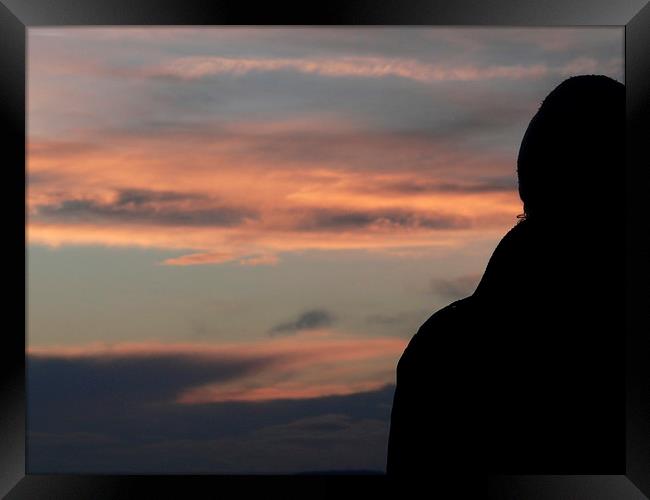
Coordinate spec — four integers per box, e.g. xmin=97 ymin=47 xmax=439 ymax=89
xmin=27 ymin=27 xmax=623 ymax=473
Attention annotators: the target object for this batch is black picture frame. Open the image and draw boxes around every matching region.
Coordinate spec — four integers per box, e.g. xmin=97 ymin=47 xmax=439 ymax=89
xmin=1 ymin=1 xmax=648 ymax=498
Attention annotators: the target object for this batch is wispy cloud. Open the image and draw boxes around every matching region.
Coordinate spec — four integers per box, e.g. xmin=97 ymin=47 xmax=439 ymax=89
xmin=142 ymin=54 xmax=622 ymax=85
xmin=145 ymin=55 xmax=556 ymax=83
xmin=269 ymin=310 xmax=336 ymax=336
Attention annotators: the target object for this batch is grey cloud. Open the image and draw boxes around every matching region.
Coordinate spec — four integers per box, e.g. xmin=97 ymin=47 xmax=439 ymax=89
xmin=380 ymin=176 xmax=517 ymax=195
xmin=296 ymin=208 xmax=471 ymax=232
xmin=269 ymin=309 xmax=336 ymax=336
xmin=114 ymin=188 xmax=204 ymax=206
xmin=35 ymin=189 xmax=256 ymax=227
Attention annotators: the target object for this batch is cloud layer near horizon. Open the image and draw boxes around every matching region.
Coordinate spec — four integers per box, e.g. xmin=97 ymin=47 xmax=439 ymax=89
xmin=28 ymin=334 xmax=403 ymax=473
xmin=29 ymin=332 xmax=406 ymax=404
xmin=28 ymin=350 xmax=397 ymax=473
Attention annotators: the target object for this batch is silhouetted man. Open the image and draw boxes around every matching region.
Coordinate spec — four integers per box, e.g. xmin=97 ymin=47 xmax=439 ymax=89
xmin=386 ymin=75 xmax=625 ymax=478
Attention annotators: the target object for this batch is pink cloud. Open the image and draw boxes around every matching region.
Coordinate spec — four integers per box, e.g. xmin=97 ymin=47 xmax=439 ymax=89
xmin=162 ymin=251 xmax=237 ymax=266
xmin=144 ymin=54 xmax=619 ymax=85
xmin=146 ymin=55 xmax=552 ymax=83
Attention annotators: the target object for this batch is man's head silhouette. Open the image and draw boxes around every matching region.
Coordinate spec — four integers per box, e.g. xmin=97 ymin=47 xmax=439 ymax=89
xmin=517 ymin=75 xmax=624 ymax=222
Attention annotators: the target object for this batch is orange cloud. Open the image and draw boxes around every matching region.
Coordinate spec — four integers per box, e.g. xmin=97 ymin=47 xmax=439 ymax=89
xmin=27 ymin=116 xmax=523 ymax=265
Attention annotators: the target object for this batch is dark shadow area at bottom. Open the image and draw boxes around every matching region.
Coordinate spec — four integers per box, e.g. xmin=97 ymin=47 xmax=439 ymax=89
xmin=489 ymin=475 xmax=649 ymax=500
xmin=4 ymin=474 xmax=650 ymax=499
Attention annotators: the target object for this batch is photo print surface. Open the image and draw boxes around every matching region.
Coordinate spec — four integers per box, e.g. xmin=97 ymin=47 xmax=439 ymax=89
xmin=26 ymin=27 xmax=622 ymax=474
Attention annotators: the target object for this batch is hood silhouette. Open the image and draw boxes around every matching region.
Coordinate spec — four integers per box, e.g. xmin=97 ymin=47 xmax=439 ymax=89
xmin=517 ymin=75 xmax=624 ymax=222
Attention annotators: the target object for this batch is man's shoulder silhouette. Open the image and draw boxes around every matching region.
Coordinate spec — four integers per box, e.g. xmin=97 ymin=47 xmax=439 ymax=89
xmin=400 ymin=297 xmax=475 ymax=362
xmin=387 ymin=295 xmax=479 ymax=476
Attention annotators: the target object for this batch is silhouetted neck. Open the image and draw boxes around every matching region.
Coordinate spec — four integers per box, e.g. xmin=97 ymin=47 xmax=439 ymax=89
xmin=472 ymin=217 xmax=557 ymax=300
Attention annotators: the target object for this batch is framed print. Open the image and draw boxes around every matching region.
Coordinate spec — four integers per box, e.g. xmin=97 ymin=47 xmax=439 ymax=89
xmin=1 ymin=0 xmax=649 ymax=498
